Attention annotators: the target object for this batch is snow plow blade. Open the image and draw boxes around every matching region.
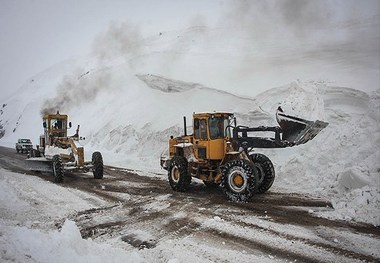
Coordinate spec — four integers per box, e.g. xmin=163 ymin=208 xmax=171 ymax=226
xmin=26 ymin=157 xmax=52 ymax=172
xmin=276 ymin=107 xmax=328 ymax=146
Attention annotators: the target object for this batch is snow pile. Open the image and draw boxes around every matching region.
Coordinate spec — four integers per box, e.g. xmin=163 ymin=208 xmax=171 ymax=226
xmin=0 ymin=168 xmax=141 ymax=262
xmin=0 ymin=169 xmax=107 ymax=226
xmin=261 ymin=82 xmax=380 ymax=225
xmin=44 ymin=145 xmax=72 ymax=158
xmin=0 ymin=220 xmax=141 ymax=263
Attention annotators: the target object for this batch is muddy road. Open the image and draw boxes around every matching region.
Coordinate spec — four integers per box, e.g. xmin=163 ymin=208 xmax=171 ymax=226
xmin=1 ymin=146 xmax=379 ymax=262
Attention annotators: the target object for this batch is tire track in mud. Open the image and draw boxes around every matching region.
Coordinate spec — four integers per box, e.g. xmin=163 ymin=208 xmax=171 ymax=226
xmin=33 ymin=166 xmax=380 ymax=262
xmin=64 ymin=167 xmax=379 ymax=262
xmin=204 ymin=213 xmax=380 ymax=263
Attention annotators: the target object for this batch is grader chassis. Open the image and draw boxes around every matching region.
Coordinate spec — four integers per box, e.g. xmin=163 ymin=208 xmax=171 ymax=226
xmin=28 ymin=111 xmax=103 ymax=183
xmin=161 ymin=108 xmax=328 ymax=202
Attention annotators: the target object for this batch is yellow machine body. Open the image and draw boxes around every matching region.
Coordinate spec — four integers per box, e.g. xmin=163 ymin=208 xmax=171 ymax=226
xmin=166 ymin=112 xmax=239 ymax=183
xmin=40 ymin=111 xmax=86 ymax=167
xmin=162 ymin=109 xmax=328 ymax=200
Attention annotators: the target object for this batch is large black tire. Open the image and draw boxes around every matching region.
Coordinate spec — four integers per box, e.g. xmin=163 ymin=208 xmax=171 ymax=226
xmin=16 ymin=148 xmax=20 ymax=153
xmin=250 ymin=153 xmax=275 ymax=194
xmin=221 ymin=159 xmax=258 ymax=202
xmin=92 ymin=152 xmax=103 ymax=179
xmin=52 ymin=154 xmax=64 ymax=183
xmin=168 ymin=156 xmax=191 ymax=192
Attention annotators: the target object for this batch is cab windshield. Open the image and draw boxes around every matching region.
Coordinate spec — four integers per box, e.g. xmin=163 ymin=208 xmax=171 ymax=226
xmin=51 ymin=119 xmax=66 ymax=130
xmin=209 ymin=116 xmax=231 ymax=139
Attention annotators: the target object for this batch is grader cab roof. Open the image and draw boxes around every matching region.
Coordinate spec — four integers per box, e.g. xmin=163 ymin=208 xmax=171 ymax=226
xmin=43 ymin=111 xmax=68 ymax=120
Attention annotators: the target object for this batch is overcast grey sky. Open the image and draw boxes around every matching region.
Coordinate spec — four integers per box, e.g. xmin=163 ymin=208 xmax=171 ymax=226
xmin=0 ymin=0 xmax=379 ymax=100
xmin=0 ymin=0 xmax=221 ymax=99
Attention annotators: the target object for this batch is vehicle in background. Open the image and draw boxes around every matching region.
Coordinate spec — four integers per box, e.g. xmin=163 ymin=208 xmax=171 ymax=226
xmin=16 ymin=138 xmax=33 ymax=153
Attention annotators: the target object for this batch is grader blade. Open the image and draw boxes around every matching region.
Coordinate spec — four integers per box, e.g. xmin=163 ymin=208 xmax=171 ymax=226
xmin=276 ymin=107 xmax=329 ymax=146
xmin=26 ymin=157 xmax=52 ymax=172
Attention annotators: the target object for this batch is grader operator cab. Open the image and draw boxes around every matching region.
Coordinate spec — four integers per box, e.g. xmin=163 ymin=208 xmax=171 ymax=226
xmin=28 ymin=111 xmax=103 ymax=183
xmin=161 ymin=108 xmax=328 ymax=202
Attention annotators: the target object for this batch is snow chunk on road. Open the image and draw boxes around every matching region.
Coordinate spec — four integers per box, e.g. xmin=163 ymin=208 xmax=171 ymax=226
xmin=330 ymin=186 xmax=380 ymax=225
xmin=0 ymin=220 xmax=141 ymax=263
xmin=338 ymin=166 xmax=372 ymax=189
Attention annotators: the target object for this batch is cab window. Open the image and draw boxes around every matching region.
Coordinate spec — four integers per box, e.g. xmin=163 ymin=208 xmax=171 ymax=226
xmin=209 ymin=117 xmax=225 ymax=139
xmin=200 ymin=119 xmax=207 ymax=139
xmin=194 ymin=119 xmax=200 ymax=139
xmin=194 ymin=118 xmax=208 ymax=139
xmin=224 ymin=118 xmax=231 ymax=138
xmin=51 ymin=119 xmax=65 ymax=130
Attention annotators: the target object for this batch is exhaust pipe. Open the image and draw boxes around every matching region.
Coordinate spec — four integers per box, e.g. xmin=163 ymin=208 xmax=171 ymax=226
xmin=183 ymin=116 xmax=187 ymax=136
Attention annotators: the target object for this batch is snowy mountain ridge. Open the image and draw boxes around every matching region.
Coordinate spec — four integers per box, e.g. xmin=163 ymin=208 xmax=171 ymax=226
xmin=136 ymin=73 xmax=254 ymax=103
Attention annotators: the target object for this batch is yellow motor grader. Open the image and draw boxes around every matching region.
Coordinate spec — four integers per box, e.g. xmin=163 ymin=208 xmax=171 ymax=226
xmin=28 ymin=111 xmax=103 ymax=183
xmin=160 ymin=107 xmax=328 ymax=202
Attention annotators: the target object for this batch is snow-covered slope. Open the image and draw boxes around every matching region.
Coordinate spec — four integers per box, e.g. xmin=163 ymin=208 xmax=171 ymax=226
xmin=0 ymin=24 xmax=379 ymax=225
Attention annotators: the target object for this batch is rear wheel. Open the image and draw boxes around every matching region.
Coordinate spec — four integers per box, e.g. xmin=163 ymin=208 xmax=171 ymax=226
xmin=168 ymin=156 xmax=191 ymax=192
xmin=92 ymin=152 xmax=103 ymax=179
xmin=221 ymin=159 xmax=258 ymax=202
xmin=52 ymin=154 xmax=64 ymax=183
xmin=250 ymin=154 xmax=275 ymax=193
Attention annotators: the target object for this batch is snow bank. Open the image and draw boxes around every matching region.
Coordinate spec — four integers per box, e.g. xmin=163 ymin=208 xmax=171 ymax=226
xmin=0 ymin=220 xmax=141 ymax=263
xmin=263 ymin=83 xmax=380 ymax=225
xmin=0 ymin=168 xmax=141 ymax=262
xmin=0 ymin=168 xmax=108 ymax=226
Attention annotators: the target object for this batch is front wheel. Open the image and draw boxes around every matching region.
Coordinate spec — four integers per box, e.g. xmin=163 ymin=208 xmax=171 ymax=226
xmin=168 ymin=156 xmax=191 ymax=192
xmin=52 ymin=154 xmax=64 ymax=183
xmin=92 ymin=152 xmax=103 ymax=179
xmin=221 ymin=159 xmax=258 ymax=202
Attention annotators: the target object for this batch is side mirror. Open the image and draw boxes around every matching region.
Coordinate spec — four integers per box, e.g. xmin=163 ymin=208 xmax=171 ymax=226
xmin=69 ymin=122 xmax=72 ymax=128
xmin=43 ymin=122 xmax=46 ymax=128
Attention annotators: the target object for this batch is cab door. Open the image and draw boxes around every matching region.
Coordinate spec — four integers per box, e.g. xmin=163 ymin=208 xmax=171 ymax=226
xmin=193 ymin=118 xmax=209 ymax=160
xmin=208 ymin=116 xmax=226 ymax=160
